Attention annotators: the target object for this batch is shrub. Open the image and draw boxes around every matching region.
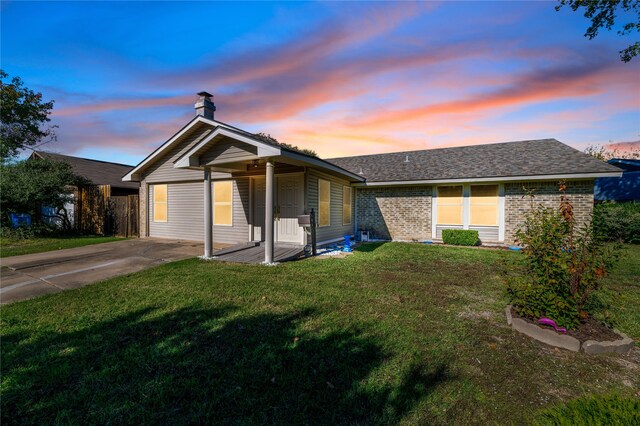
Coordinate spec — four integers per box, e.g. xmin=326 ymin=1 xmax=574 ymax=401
xmin=508 ymin=181 xmax=617 ymax=329
xmin=533 ymin=394 xmax=640 ymax=426
xmin=508 ymin=278 xmax=579 ymax=329
xmin=593 ymin=202 xmax=640 ymax=244
xmin=442 ymin=229 xmax=479 ymax=246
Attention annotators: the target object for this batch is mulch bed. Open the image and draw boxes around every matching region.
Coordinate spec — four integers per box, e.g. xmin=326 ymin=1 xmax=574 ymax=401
xmin=511 ymin=307 xmax=622 ymax=343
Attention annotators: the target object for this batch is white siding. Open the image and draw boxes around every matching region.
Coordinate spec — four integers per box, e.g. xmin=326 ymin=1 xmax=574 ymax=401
xmin=214 ymin=178 xmax=250 ymax=244
xmin=306 ymin=170 xmax=354 ymax=243
xmin=200 ymin=139 xmax=258 ymax=165
xmin=149 ymin=182 xmax=204 ymax=241
xmin=148 ymin=179 xmax=250 ymax=244
xmin=144 ymin=124 xmax=213 ymax=183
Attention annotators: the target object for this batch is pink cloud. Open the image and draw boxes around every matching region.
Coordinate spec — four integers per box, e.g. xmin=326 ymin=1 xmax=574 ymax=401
xmin=52 ymin=94 xmax=192 ymax=117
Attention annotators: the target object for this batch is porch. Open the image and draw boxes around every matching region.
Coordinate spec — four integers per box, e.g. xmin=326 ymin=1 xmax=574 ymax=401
xmin=212 ymin=242 xmax=304 ymax=264
xmin=169 ymin=117 xmax=363 ymax=264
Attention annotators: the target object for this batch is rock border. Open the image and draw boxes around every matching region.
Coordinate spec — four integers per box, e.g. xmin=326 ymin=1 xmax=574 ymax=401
xmin=505 ymin=305 xmax=634 ymax=354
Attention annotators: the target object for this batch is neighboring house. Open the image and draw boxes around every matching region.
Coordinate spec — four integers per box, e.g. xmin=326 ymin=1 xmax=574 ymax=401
xmin=123 ymin=92 xmax=622 ymax=261
xmin=594 ymin=158 xmax=640 ymax=202
xmin=30 ymin=151 xmax=140 ymax=235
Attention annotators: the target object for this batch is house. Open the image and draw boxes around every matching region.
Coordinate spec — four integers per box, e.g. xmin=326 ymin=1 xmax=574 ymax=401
xmin=30 ymin=151 xmax=139 ymax=235
xmin=123 ymin=92 xmax=622 ymax=262
xmin=594 ymin=158 xmax=640 ymax=202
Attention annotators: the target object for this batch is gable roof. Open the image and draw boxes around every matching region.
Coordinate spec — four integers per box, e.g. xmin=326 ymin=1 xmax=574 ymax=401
xmin=32 ymin=151 xmax=139 ymax=189
xmin=124 ymin=115 xmax=364 ymax=182
xmin=327 ymin=139 xmax=622 ymax=184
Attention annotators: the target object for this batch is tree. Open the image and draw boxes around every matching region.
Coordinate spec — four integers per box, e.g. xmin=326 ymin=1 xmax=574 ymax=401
xmin=0 ymin=70 xmax=57 ymax=161
xmin=0 ymin=158 xmax=88 ymax=230
xmin=556 ymin=0 xmax=640 ymax=62
xmin=253 ymin=132 xmax=318 ymax=157
xmin=584 ymin=143 xmax=640 ymax=161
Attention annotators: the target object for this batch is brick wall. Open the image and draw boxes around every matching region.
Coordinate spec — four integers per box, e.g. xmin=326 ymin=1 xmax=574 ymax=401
xmin=356 ymin=186 xmax=432 ymax=241
xmin=504 ymin=179 xmax=594 ymax=243
xmin=139 ymin=180 xmax=147 ymax=237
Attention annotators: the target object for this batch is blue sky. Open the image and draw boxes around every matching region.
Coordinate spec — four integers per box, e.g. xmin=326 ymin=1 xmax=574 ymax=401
xmin=2 ymin=1 xmax=639 ymax=165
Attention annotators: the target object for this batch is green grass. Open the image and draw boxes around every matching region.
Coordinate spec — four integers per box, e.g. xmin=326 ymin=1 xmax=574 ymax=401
xmin=533 ymin=394 xmax=640 ymax=426
xmin=596 ymin=244 xmax=640 ymax=339
xmin=0 ymin=236 xmax=124 ymax=258
xmin=1 ymin=243 xmax=638 ymax=424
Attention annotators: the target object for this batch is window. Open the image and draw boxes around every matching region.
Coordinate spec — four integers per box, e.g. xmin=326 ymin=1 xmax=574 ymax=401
xmin=470 ymin=184 xmax=499 ymax=226
xmin=153 ymin=184 xmax=167 ymax=222
xmin=214 ymin=181 xmax=233 ymax=226
xmin=343 ymin=186 xmax=352 ymax=225
xmin=437 ymin=186 xmax=463 ymax=225
xmin=318 ymin=179 xmax=330 ymax=227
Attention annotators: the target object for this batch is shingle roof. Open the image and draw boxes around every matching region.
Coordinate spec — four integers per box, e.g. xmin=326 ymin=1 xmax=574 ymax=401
xmin=326 ymin=139 xmax=621 ymax=182
xmin=33 ymin=151 xmax=139 ymax=189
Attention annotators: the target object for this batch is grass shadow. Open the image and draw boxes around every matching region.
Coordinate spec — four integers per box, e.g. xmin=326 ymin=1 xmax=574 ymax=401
xmin=2 ymin=305 xmax=450 ymax=424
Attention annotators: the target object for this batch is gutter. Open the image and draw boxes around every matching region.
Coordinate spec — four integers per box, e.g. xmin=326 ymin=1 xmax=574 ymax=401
xmin=352 ymin=172 xmax=623 ymax=187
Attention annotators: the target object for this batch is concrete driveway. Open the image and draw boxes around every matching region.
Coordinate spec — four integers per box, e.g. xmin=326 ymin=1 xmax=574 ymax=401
xmin=1 ymin=238 xmax=203 ymax=304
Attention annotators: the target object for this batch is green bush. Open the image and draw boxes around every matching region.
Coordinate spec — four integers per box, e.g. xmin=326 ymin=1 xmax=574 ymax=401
xmin=442 ymin=229 xmax=479 ymax=246
xmin=593 ymin=202 xmax=640 ymax=244
xmin=533 ymin=394 xmax=640 ymax=426
xmin=507 ymin=278 xmax=580 ymax=329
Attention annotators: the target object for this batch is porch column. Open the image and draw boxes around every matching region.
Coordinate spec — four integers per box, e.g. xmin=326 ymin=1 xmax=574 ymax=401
xmin=265 ymin=159 xmax=275 ymax=264
xmin=204 ymin=168 xmax=213 ymax=258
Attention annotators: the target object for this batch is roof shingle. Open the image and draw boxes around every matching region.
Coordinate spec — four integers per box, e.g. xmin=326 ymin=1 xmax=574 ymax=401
xmin=33 ymin=151 xmax=139 ymax=189
xmin=326 ymin=139 xmax=621 ymax=182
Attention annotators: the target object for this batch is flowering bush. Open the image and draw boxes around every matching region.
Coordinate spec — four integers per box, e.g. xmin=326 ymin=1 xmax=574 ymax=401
xmin=508 ymin=182 xmax=617 ymax=329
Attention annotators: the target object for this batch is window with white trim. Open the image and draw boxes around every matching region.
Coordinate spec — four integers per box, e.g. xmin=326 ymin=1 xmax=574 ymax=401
xmin=318 ymin=179 xmax=330 ymax=227
xmin=214 ymin=181 xmax=233 ymax=226
xmin=343 ymin=186 xmax=352 ymax=225
xmin=153 ymin=184 xmax=167 ymax=222
xmin=470 ymin=184 xmax=499 ymax=226
xmin=437 ymin=185 xmax=463 ymax=225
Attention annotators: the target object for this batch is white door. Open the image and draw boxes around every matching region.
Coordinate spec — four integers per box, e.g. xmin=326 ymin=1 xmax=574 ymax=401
xmin=276 ymin=175 xmax=304 ymax=243
xmin=252 ymin=177 xmax=265 ymax=241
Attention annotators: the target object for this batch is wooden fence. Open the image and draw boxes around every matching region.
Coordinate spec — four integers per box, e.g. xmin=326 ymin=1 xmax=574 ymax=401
xmin=109 ymin=194 xmax=139 ymax=237
xmin=76 ymin=185 xmax=139 ymax=237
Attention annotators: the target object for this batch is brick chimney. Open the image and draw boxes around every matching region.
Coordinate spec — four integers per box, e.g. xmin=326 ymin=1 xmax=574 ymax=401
xmin=194 ymin=91 xmax=216 ymax=119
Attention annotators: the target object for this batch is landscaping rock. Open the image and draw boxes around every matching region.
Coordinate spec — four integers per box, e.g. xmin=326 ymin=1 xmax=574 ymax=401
xmin=582 ymin=330 xmax=635 ymax=355
xmin=505 ymin=305 xmax=513 ymax=326
xmin=506 ymin=305 xmax=635 ymax=354
xmin=510 ymin=317 xmax=581 ymax=352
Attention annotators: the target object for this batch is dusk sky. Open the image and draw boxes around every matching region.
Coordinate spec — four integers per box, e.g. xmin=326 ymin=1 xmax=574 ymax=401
xmin=2 ymin=1 xmax=639 ymax=166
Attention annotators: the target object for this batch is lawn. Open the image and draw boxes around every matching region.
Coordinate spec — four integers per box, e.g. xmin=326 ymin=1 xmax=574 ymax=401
xmin=1 ymin=243 xmax=638 ymax=424
xmin=0 ymin=235 xmax=124 ymax=258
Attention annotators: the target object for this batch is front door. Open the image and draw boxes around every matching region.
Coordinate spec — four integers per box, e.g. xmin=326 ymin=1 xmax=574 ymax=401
xmin=276 ymin=175 xmax=304 ymax=243
xmin=252 ymin=177 xmax=265 ymax=241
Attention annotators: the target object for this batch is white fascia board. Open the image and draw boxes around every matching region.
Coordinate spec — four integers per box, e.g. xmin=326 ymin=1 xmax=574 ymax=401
xmin=353 ymin=172 xmax=623 ymax=187
xmin=174 ymin=127 xmax=281 ymax=169
xmin=281 ymin=150 xmax=366 ymax=182
xmin=122 ymin=116 xmax=240 ymax=182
